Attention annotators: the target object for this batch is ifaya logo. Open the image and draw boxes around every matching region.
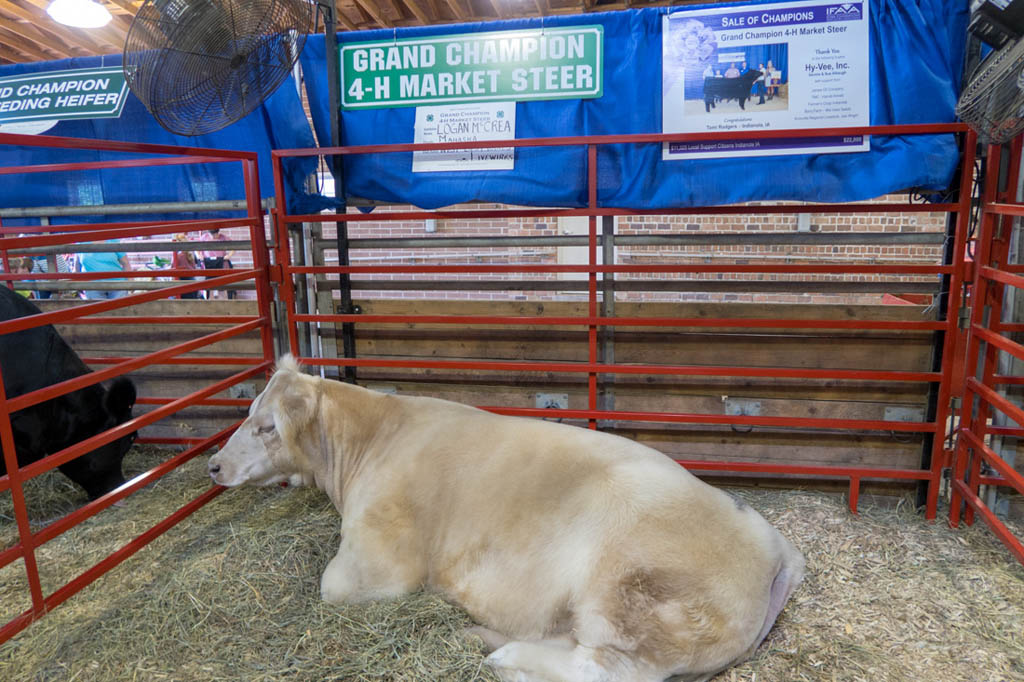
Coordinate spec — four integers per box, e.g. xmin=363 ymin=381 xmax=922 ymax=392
xmin=825 ymin=3 xmax=862 ymax=21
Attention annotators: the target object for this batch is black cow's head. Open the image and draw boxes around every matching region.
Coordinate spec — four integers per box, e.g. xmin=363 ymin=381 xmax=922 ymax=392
xmin=57 ymin=377 xmax=138 ymax=500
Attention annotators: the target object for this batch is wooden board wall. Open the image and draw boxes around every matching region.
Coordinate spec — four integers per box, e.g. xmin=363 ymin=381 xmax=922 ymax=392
xmin=341 ymin=299 xmax=938 ymax=488
xmin=38 ymin=299 xmax=266 ymax=443
xmin=35 ymin=298 xmax=938 ymax=491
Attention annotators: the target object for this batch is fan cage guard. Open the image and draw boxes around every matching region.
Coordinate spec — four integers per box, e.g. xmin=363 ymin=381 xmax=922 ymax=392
xmin=957 ymin=37 xmax=1024 ymax=145
xmin=124 ymin=0 xmax=314 ymax=136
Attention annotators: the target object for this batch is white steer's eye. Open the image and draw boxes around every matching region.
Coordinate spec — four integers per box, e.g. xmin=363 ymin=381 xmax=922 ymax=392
xmin=256 ymin=424 xmax=275 ymax=435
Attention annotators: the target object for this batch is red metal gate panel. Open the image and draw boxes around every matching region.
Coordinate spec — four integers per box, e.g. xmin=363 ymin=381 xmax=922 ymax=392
xmin=270 ymin=123 xmax=972 ymax=522
xmin=951 ymin=138 xmax=1024 ymax=565
xmin=0 ymin=132 xmax=276 ymax=643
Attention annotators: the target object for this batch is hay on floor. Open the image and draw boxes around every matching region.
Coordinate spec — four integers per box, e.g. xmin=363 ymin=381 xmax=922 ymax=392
xmin=1 ymin=445 xmax=1022 ymax=681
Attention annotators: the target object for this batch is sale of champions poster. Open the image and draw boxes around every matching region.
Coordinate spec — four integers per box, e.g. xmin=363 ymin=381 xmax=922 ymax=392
xmin=662 ymin=1 xmax=870 ymax=160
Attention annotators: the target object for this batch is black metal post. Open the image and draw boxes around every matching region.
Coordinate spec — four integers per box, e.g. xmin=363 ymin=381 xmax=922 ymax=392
xmin=321 ymin=1 xmax=357 ymax=382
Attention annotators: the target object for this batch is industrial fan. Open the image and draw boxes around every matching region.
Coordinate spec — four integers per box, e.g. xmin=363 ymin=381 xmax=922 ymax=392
xmin=957 ymin=0 xmax=1024 ymax=145
xmin=123 ymin=0 xmax=315 ymax=136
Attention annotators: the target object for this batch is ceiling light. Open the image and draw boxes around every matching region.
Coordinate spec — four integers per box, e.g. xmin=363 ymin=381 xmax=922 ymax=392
xmin=47 ymin=0 xmax=112 ymax=29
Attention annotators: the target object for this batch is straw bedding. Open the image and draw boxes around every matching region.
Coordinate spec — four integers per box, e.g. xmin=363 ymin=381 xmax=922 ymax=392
xmin=1 ymin=445 xmax=1022 ymax=681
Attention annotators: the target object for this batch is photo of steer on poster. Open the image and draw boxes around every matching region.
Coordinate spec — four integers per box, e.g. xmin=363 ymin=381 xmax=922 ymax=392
xmin=663 ymin=0 xmax=870 ymax=160
xmin=685 ymin=44 xmax=789 ymax=116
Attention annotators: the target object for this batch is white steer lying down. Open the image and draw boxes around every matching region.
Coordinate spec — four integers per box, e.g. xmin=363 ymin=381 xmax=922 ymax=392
xmin=208 ymin=356 xmax=805 ymax=682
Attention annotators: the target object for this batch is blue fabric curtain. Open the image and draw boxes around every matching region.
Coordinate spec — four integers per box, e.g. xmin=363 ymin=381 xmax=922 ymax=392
xmin=301 ymin=0 xmax=969 ymax=210
xmin=0 ymin=54 xmax=322 ymax=226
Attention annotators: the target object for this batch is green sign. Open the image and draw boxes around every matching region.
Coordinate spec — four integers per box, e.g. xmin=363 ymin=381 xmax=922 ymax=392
xmin=0 ymin=67 xmax=128 ymax=124
xmin=341 ymin=26 xmax=603 ymax=109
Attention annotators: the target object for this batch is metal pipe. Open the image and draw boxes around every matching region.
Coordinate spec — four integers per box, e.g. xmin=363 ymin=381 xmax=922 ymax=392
xmin=307 ymin=280 xmax=939 ymax=294
xmin=0 ymin=198 xmax=274 ymax=219
xmin=9 ymin=240 xmax=257 ymax=256
xmin=288 ymin=203 xmax=960 ymax=225
xmin=7 ymin=281 xmax=253 ymax=291
xmin=296 ymin=312 xmax=945 ymax=331
xmin=311 ymin=232 xmax=946 ymax=250
xmin=600 ymin=215 xmax=616 ymax=426
xmin=276 ymin=122 xmax=968 ymax=158
xmin=318 ymin=0 xmax=355 ymax=382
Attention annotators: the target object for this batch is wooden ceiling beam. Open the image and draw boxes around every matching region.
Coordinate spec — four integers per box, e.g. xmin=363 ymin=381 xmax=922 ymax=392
xmin=351 ymin=0 xmax=392 ymax=27
xmin=334 ymin=1 xmax=360 ymax=31
xmin=381 ymin=0 xmax=406 ymax=23
xmin=485 ymin=0 xmax=504 ymax=19
xmin=105 ymin=0 xmax=143 ymax=31
xmin=105 ymin=0 xmax=138 ymax=15
xmin=1 ymin=1 xmax=114 ymax=54
xmin=342 ymin=0 xmax=374 ymax=26
xmin=442 ymin=0 xmax=465 ymax=20
xmin=0 ymin=13 xmax=76 ymax=58
xmin=16 ymin=0 xmax=126 ymax=51
xmin=399 ymin=0 xmax=431 ymax=25
xmin=0 ymin=22 xmax=62 ymax=61
xmin=0 ymin=44 xmax=34 ymax=64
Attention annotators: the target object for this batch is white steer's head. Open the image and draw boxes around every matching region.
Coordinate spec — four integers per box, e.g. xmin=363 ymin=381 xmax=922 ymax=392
xmin=208 ymin=356 xmax=318 ymax=487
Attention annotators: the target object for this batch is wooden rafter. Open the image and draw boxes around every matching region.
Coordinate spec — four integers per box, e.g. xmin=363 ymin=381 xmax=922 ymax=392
xmin=15 ymin=0 xmax=125 ymax=51
xmin=350 ymin=1 xmax=375 ymax=26
xmin=381 ymin=0 xmax=405 ymax=23
xmin=398 ymin=0 xmax=430 ymax=25
xmin=104 ymin=0 xmax=138 ymax=15
xmin=442 ymin=0 xmax=464 ymax=20
xmin=3 ymin=0 xmax=117 ymax=54
xmin=333 ymin=1 xmax=360 ymax=31
xmin=0 ymin=10 xmax=77 ymax=58
xmin=352 ymin=0 xmax=391 ymax=27
xmin=0 ymin=22 xmax=60 ymax=61
xmin=0 ymin=47 xmax=33 ymax=64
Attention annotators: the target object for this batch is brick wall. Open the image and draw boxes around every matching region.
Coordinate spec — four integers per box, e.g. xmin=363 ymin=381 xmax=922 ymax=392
xmin=115 ymin=196 xmax=949 ymax=305
xmin=305 ymin=197 xmax=949 ymax=305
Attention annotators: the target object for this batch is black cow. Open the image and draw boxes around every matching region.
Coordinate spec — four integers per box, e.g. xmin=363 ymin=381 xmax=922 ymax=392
xmin=0 ymin=286 xmax=136 ymax=499
xmin=704 ymin=69 xmax=763 ymax=111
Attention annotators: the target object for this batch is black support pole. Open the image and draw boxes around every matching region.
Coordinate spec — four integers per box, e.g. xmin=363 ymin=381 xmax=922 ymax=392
xmin=321 ymin=2 xmax=357 ymax=382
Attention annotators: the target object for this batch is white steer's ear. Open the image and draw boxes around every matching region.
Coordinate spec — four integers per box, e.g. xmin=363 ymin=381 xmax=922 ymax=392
xmin=274 ymin=375 xmax=319 ymax=441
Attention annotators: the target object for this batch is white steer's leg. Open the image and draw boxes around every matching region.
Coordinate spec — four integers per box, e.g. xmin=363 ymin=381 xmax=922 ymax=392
xmin=465 ymin=625 xmax=511 ymax=653
xmin=486 ymin=640 xmax=658 ymax=682
xmin=320 ymin=522 xmax=424 ymax=604
xmin=468 ymin=626 xmax=577 ymax=654
xmin=319 ymin=545 xmax=363 ymax=604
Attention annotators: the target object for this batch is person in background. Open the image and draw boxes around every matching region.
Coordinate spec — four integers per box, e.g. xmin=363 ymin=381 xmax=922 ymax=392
xmin=702 ymin=63 xmax=717 ymax=112
xmin=11 ymin=257 xmax=34 ymax=298
xmin=78 ymin=241 xmax=131 ymax=300
xmin=754 ymin=63 xmax=768 ymax=105
xmin=724 ymin=62 xmax=740 ymax=78
xmin=30 ymin=253 xmax=71 ymax=299
xmin=172 ymin=233 xmax=201 ymax=300
xmin=201 ymin=228 xmax=235 ymax=300
xmin=766 ymin=60 xmax=780 ymax=100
